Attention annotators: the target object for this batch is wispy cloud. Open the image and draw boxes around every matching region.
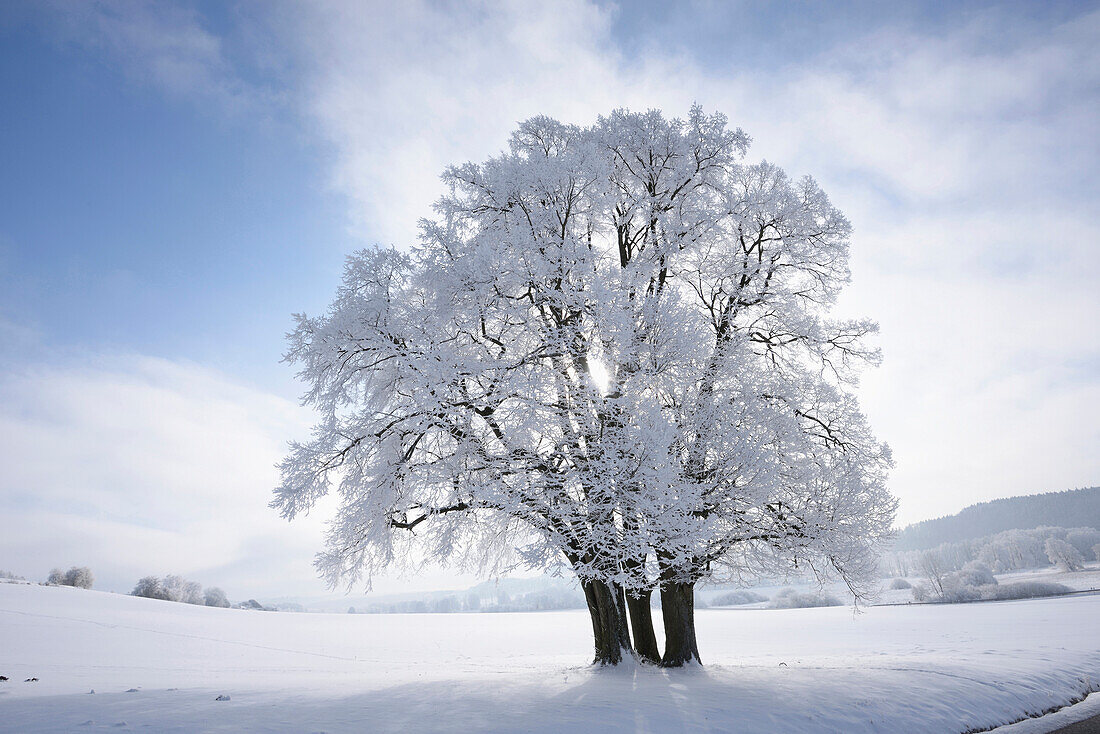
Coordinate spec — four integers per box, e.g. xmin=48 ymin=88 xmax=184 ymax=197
xmin=29 ymin=0 xmax=279 ymax=117
xmin=276 ymin=1 xmax=1099 ymax=523
xmin=0 ymin=355 xmax=335 ymax=596
xmin=5 ymin=1 xmax=1097 ymax=540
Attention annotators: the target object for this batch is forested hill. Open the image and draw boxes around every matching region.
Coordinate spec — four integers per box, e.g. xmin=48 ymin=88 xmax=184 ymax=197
xmin=893 ymin=487 xmax=1100 ymax=551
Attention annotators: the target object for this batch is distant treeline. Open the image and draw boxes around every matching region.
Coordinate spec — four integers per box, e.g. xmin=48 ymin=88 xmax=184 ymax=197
xmin=892 ymin=487 xmax=1100 ymax=551
xmin=131 ymin=574 xmax=231 ymax=608
xmin=349 ymin=587 xmax=588 ymax=614
xmin=882 ymin=525 xmax=1100 ymax=578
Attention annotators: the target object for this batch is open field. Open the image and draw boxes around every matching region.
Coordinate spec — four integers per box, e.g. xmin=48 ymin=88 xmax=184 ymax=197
xmin=2 ymin=582 xmax=1099 ymax=732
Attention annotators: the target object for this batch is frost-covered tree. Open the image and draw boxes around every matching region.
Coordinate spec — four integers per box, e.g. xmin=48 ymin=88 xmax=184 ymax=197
xmin=918 ymin=551 xmax=949 ymax=597
xmin=132 ymin=576 xmax=168 ymax=600
xmin=1045 ymin=537 xmax=1084 ymax=572
xmin=63 ymin=566 xmax=94 ymax=589
xmin=48 ymin=566 xmax=93 ymax=588
xmin=275 ymin=107 xmax=894 ymax=666
xmin=204 ymin=587 xmax=230 ymax=608
xmin=1066 ymin=528 xmax=1100 ymax=559
xmin=163 ymin=575 xmax=203 ymax=604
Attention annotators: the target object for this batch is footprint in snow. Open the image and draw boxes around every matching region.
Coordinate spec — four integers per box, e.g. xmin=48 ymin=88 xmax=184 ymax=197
xmin=215 ymin=694 xmax=231 ymax=701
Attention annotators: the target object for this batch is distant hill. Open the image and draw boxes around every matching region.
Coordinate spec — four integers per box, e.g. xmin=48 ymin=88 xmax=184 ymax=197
xmin=893 ymin=487 xmax=1100 ymax=551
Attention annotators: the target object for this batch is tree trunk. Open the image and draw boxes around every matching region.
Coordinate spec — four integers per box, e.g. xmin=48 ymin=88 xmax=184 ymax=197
xmin=660 ymin=581 xmax=701 ymax=667
xmin=583 ymin=579 xmax=633 ymax=665
xmin=625 ymin=589 xmax=660 ymax=664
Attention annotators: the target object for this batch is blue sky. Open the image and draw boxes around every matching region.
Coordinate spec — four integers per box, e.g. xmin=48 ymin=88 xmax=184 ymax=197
xmin=1 ymin=0 xmax=1098 ymax=599
xmin=0 ymin=6 xmax=348 ymax=383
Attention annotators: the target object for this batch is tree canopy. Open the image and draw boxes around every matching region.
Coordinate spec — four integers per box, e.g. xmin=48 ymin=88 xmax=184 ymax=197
xmin=274 ymin=107 xmax=895 ymax=665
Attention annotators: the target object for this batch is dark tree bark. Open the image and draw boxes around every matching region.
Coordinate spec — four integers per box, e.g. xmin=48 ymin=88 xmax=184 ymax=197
xmin=660 ymin=581 xmax=701 ymax=667
xmin=583 ymin=579 xmax=633 ymax=665
xmin=625 ymin=589 xmax=660 ymax=664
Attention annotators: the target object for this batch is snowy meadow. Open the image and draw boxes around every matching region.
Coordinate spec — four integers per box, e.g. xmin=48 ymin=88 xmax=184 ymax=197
xmin=2 ymin=581 xmax=1099 ymax=733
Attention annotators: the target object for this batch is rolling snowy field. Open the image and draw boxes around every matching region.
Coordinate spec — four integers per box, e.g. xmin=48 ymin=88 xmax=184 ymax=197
xmin=1 ymin=583 xmax=1099 ymax=733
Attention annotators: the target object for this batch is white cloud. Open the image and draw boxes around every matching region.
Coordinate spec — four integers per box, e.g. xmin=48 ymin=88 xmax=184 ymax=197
xmin=0 ymin=355 xmax=336 ymax=597
xmin=274 ymin=2 xmax=1100 ymax=524
xmin=9 ymin=1 xmax=1097 ymax=547
xmin=33 ymin=0 xmax=276 ymax=117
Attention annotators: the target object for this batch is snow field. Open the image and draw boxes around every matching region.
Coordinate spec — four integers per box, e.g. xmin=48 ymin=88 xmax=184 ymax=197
xmin=1 ymin=583 xmax=1098 ymax=732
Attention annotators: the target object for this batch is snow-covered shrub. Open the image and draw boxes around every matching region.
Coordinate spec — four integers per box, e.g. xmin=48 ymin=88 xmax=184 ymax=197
xmin=132 ymin=576 xmax=169 ymax=600
xmin=46 ymin=566 xmax=94 ymax=588
xmin=204 ymin=587 xmax=230 ymax=608
xmin=162 ymin=575 xmax=203 ymax=604
xmin=951 ymin=561 xmax=996 ymax=588
xmin=711 ymin=590 xmax=768 ymax=606
xmin=767 ymin=588 xmax=842 ymax=609
xmin=984 ymin=581 xmax=1070 ymax=600
xmin=938 ymin=580 xmax=982 ymax=603
xmin=937 ymin=562 xmax=994 ymax=602
xmin=0 ymin=570 xmax=26 ymax=582
xmin=1045 ymin=538 xmax=1084 ymax=572
xmin=888 ymin=578 xmax=912 ymax=590
xmin=63 ymin=567 xmax=94 ymax=589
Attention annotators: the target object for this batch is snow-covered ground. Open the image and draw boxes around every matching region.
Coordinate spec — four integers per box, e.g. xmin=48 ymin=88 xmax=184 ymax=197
xmin=2 ymin=583 xmax=1098 ymax=733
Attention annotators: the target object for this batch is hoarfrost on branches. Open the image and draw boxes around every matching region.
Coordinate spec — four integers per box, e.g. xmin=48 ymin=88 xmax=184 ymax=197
xmin=274 ymin=107 xmax=896 ymax=665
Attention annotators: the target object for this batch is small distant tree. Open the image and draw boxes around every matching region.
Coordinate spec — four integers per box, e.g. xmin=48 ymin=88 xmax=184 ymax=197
xmin=181 ymin=580 xmax=203 ymax=604
xmin=1045 ymin=538 xmax=1084 ymax=572
xmin=132 ymin=576 xmax=169 ymax=600
xmin=63 ymin=567 xmax=94 ymax=589
xmin=347 ymin=606 xmax=356 ymax=614
xmin=204 ymin=587 xmax=230 ymax=608
xmin=465 ymin=593 xmax=481 ymax=612
xmin=1093 ymin=543 xmax=1100 ymax=563
xmin=918 ymin=551 xmax=948 ymax=597
xmin=161 ymin=575 xmax=203 ymax=604
xmin=47 ymin=568 xmax=64 ymax=585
